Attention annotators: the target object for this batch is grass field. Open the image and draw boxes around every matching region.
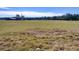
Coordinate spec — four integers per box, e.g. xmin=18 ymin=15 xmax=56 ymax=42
xmin=0 ymin=20 xmax=79 ymax=51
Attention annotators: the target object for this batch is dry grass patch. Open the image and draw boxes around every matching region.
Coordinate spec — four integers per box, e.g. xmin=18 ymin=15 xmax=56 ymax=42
xmin=0 ymin=29 xmax=79 ymax=51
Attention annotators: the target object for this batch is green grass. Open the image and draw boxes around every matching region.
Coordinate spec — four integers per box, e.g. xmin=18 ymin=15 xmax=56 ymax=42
xmin=0 ymin=20 xmax=79 ymax=33
xmin=0 ymin=20 xmax=79 ymax=51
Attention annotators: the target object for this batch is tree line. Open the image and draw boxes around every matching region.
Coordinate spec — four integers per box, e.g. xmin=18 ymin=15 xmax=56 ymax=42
xmin=1 ymin=13 xmax=79 ymax=20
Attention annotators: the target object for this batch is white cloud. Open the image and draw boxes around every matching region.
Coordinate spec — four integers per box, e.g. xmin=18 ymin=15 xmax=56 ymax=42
xmin=0 ymin=11 xmax=63 ymax=17
xmin=0 ymin=0 xmax=79 ymax=7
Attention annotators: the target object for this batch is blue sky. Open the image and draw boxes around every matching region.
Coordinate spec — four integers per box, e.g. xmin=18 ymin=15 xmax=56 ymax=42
xmin=0 ymin=7 xmax=79 ymax=17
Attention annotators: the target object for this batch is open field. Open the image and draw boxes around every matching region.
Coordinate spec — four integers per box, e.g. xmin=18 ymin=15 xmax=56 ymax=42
xmin=0 ymin=20 xmax=79 ymax=51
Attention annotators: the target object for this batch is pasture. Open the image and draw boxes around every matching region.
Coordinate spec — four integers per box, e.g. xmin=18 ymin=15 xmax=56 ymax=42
xmin=0 ymin=20 xmax=79 ymax=51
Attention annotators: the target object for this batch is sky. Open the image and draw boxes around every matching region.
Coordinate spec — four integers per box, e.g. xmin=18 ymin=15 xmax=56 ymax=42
xmin=0 ymin=7 xmax=79 ymax=17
